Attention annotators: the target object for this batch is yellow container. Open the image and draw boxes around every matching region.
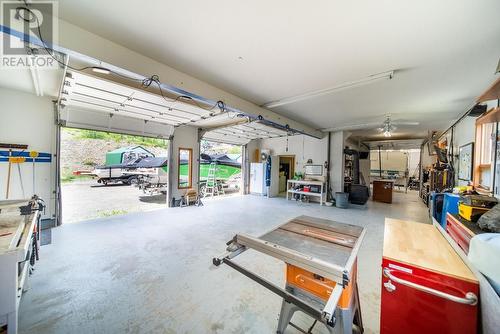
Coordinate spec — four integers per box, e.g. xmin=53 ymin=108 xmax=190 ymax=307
xmin=458 ymin=203 xmax=489 ymax=222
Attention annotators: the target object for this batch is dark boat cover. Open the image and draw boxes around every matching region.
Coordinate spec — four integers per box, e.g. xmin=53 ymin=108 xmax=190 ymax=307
xmin=200 ymin=153 xmax=241 ymax=168
xmin=97 ymin=157 xmax=168 ymax=169
xmin=98 ymin=154 xmax=239 ymax=169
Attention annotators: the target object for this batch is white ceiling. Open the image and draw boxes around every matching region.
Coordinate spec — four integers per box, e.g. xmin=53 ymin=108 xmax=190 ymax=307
xmin=0 ymin=66 xmax=63 ymax=98
xmin=56 ymin=0 xmax=500 ymax=141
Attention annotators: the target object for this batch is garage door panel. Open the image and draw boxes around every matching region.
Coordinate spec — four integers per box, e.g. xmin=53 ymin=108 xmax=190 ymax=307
xmin=64 ymin=71 xmax=221 ymax=132
xmin=70 ymin=84 xmax=129 ymax=104
xmin=202 ymin=131 xmax=250 ymax=145
xmin=60 ymin=107 xmax=174 ymax=139
xmin=201 ymin=120 xmax=288 ymax=145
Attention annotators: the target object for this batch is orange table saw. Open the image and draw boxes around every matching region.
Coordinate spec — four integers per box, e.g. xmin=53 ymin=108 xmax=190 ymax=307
xmin=213 ymin=215 xmax=366 ymax=333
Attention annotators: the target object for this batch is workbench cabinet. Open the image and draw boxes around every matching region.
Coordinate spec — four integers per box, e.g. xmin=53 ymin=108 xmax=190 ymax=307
xmin=0 ymin=199 xmax=41 ymax=334
xmin=380 ymin=219 xmax=479 ymax=334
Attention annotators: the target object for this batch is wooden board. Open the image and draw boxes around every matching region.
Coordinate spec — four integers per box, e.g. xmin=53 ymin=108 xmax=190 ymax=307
xmin=383 ymin=218 xmax=477 ymax=283
xmin=477 ymin=77 xmax=500 ymax=103
xmin=258 ymin=216 xmax=364 ymax=270
xmin=280 ymin=222 xmax=356 ymax=248
xmin=0 ymin=216 xmax=25 ymax=252
xmin=0 ymin=199 xmax=30 ymax=214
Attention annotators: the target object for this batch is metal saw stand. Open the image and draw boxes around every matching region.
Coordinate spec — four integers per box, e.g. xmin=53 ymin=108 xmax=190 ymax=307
xmin=277 ymin=279 xmax=363 ymax=334
xmin=213 ymin=215 xmax=366 ymax=334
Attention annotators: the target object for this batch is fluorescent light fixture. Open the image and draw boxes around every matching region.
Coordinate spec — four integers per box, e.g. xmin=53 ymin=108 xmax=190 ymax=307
xmin=92 ymin=67 xmax=111 ymax=75
xmin=28 ymin=64 xmax=43 ymax=97
xmin=262 ymin=70 xmax=394 ymax=109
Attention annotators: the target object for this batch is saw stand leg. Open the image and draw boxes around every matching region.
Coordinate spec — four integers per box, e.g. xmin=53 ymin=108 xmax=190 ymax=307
xmin=276 ymin=300 xmax=335 ymax=334
xmin=276 ymin=282 xmax=364 ymax=334
xmin=334 ymin=282 xmax=364 ymax=334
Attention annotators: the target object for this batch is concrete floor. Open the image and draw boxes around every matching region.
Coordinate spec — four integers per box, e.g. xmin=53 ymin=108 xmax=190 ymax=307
xmin=19 ymin=190 xmax=429 ymax=334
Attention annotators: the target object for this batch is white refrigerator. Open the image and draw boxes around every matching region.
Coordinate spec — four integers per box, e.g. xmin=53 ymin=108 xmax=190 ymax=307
xmin=250 ymin=162 xmax=266 ymax=195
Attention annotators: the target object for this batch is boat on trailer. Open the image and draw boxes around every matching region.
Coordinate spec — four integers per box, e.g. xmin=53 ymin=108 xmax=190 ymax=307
xmin=134 ymin=154 xmax=242 ymax=196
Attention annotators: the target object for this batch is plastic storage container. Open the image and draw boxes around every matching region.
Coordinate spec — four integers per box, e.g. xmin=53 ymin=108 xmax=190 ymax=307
xmin=335 ymin=192 xmax=349 ymax=208
xmin=440 ymin=193 xmax=460 ymax=227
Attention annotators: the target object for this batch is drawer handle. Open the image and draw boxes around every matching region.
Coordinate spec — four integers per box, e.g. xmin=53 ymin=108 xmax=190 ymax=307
xmin=383 ymin=280 xmax=396 ymax=292
xmin=383 ymin=268 xmax=478 ymax=305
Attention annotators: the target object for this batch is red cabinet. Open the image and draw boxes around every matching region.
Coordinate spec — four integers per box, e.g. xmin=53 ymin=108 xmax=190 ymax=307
xmin=445 ymin=213 xmax=481 ymax=254
xmin=381 ymin=219 xmax=479 ymax=334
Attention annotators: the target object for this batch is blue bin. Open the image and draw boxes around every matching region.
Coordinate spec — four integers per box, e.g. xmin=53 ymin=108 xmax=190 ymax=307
xmin=429 ymin=192 xmax=444 ymax=222
xmin=440 ymin=193 xmax=460 ymax=227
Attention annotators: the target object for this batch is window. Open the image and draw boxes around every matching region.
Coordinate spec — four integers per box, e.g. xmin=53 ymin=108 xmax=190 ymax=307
xmin=479 ymin=123 xmax=494 ymax=165
xmin=178 ymin=148 xmax=192 ymax=189
xmin=475 ymin=122 xmax=497 ymax=191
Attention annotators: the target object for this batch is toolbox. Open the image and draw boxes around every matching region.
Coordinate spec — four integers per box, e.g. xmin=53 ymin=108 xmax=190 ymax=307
xmin=309 ymin=185 xmax=321 ymax=193
xmin=458 ymin=202 xmax=489 ymax=222
xmin=459 ymin=194 xmax=497 ymax=208
xmin=381 ymin=218 xmax=478 ymax=334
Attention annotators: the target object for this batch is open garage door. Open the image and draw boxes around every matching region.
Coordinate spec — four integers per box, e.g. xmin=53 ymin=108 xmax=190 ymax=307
xmin=55 ymin=71 xmax=219 ymax=223
xmin=199 ymin=120 xmax=291 ymax=197
xmin=201 ymin=120 xmax=290 ymax=145
xmin=59 ymin=71 xmax=225 ymax=138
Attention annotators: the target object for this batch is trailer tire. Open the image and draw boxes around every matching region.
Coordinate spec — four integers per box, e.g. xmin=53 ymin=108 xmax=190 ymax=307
xmin=199 ymin=184 xmax=207 ymax=197
xmin=128 ymin=176 xmax=138 ymax=185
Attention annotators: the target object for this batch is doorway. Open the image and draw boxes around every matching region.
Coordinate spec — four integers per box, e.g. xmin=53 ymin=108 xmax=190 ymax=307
xmin=199 ymin=140 xmax=243 ymax=198
xmin=59 ymin=127 xmax=169 ymax=223
xmin=279 ymin=155 xmax=295 ymax=194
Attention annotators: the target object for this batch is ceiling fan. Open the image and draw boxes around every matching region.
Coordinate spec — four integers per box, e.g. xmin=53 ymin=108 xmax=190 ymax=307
xmin=323 ymin=115 xmax=419 ymax=137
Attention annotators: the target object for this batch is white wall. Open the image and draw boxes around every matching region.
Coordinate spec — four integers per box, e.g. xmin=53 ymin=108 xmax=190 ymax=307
xmin=451 ymin=116 xmax=476 ymax=186
xmin=244 ymin=140 xmax=260 ymax=194
xmin=259 ymin=135 xmax=328 ymax=172
xmin=258 ymin=131 xmax=347 ymax=194
xmin=370 ymin=151 xmax=410 ymax=172
xmin=420 ymin=142 xmax=437 ymax=169
xmin=0 ymin=87 xmax=56 ymax=219
xmin=168 ymin=126 xmax=200 ymax=203
xmin=330 ymin=131 xmax=345 ymax=193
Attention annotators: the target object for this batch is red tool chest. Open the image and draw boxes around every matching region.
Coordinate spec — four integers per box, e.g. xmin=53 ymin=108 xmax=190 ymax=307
xmin=445 ymin=213 xmax=482 ymax=254
xmin=380 ymin=219 xmax=479 ymax=334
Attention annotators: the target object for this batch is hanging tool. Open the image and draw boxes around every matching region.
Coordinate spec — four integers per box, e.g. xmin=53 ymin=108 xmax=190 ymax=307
xmin=1 ymin=143 xmax=29 ymax=199
xmin=6 ymin=148 xmax=12 ymax=199
xmin=17 ymin=161 xmax=25 ymax=198
xmin=30 ymin=151 xmax=39 ymax=194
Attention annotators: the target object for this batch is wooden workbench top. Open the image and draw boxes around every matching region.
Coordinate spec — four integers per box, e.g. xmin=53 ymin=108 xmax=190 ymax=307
xmin=383 ymin=218 xmax=477 ymax=283
xmin=0 ymin=215 xmax=25 ymax=252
